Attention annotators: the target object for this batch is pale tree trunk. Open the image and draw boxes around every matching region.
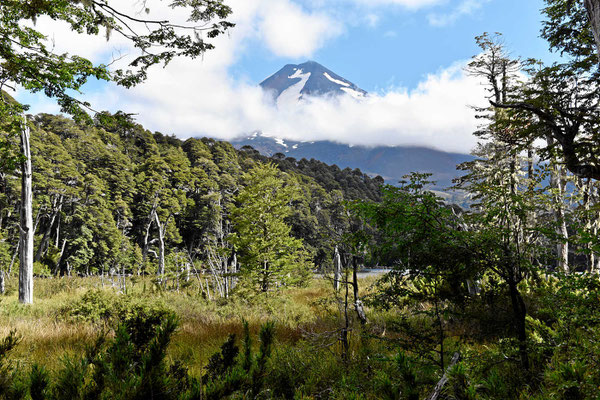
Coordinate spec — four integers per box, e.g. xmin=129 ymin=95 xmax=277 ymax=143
xmin=205 ymin=243 xmax=225 ymax=297
xmin=154 ymin=211 xmax=166 ymax=276
xmin=55 ymin=213 xmax=60 ymax=248
xmin=555 ymin=167 xmax=569 ymax=274
xmin=230 ymin=252 xmax=237 ymax=292
xmin=223 ymin=260 xmax=228 ymax=297
xmin=352 ymin=256 xmax=367 ymax=325
xmin=54 ymin=238 xmax=67 ymax=275
xmin=585 ymin=0 xmax=600 ymax=63
xmin=578 ymin=179 xmax=600 ymax=273
xmin=19 ymin=115 xmax=33 ymax=304
xmin=547 ymin=136 xmax=569 ymax=274
xmin=0 ymin=270 xmax=5 ymax=295
xmin=142 ymin=197 xmax=159 ymax=269
xmin=333 ymin=246 xmax=341 ymax=291
xmin=581 ymin=178 xmax=595 ymax=272
xmin=425 ymin=353 xmax=461 ymax=400
xmin=34 ymin=195 xmax=62 ymax=262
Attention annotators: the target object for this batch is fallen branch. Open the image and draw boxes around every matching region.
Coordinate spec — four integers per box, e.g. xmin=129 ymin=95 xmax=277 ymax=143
xmin=425 ymin=352 xmax=461 ymax=400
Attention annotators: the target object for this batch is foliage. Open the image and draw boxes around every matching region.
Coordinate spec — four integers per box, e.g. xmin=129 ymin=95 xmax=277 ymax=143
xmin=230 ymin=163 xmax=312 ymax=293
xmin=0 ymin=113 xmax=379 ymax=292
xmin=0 ymin=0 xmax=233 ymax=121
xmin=352 ymin=174 xmax=478 ymax=372
xmin=63 ymin=289 xmax=172 ymax=335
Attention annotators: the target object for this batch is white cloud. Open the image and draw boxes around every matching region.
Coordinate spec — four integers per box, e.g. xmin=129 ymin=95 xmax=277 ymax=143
xmin=428 ymin=0 xmax=489 ymax=27
xmin=258 ymin=1 xmax=343 ymax=58
xmin=16 ymin=0 xmax=489 ymax=155
xmin=365 ymin=13 xmax=380 ymax=28
xmin=344 ymin=0 xmax=443 ymax=9
xmin=85 ymin=59 xmax=485 ymax=154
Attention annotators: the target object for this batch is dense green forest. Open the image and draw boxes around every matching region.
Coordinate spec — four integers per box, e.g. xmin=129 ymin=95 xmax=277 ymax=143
xmin=0 ymin=111 xmax=382 ymax=287
xmin=3 ymin=0 xmax=600 ymax=399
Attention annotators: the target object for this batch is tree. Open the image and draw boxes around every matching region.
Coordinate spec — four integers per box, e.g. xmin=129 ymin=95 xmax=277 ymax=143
xmin=0 ymin=1 xmax=233 ymax=303
xmin=581 ymin=0 xmax=600 ymax=62
xmin=465 ymin=33 xmax=570 ymax=273
xmin=18 ymin=114 xmax=33 ymax=303
xmin=489 ymin=1 xmax=600 ymax=181
xmin=353 ymin=174 xmax=479 ymax=373
xmin=229 ymin=163 xmax=311 ymax=293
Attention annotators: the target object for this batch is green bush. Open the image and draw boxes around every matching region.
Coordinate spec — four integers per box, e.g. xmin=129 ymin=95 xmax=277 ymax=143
xmin=62 ymin=289 xmax=172 ymax=336
xmin=63 ymin=289 xmax=115 ymax=322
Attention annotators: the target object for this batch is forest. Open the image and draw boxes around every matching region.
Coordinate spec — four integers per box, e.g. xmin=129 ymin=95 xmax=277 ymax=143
xmin=2 ymin=0 xmax=600 ymax=399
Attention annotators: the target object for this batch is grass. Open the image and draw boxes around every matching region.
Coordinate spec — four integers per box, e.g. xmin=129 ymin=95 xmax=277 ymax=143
xmin=0 ymin=272 xmax=569 ymax=398
xmin=0 ymin=274 xmax=379 ymax=375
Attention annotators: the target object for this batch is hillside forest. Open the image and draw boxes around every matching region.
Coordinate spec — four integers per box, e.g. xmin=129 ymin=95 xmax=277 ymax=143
xmin=2 ymin=0 xmax=600 ymax=399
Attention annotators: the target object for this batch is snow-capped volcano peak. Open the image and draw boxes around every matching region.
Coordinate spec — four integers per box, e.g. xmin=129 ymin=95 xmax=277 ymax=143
xmin=260 ymin=61 xmax=367 ymax=105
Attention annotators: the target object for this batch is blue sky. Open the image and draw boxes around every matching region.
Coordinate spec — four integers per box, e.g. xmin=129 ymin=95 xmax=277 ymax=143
xmin=17 ymin=0 xmax=559 ymax=154
xmin=232 ymin=0 xmax=552 ymax=92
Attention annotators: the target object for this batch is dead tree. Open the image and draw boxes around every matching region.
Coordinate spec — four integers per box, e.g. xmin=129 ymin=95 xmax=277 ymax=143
xmin=333 ymin=245 xmax=341 ymax=291
xmin=19 ymin=115 xmax=33 ymax=304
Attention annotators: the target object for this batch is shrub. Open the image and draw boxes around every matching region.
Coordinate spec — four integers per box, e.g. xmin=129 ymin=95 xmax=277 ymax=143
xmin=63 ymin=289 xmax=172 ymax=337
xmin=63 ymin=289 xmax=115 ymax=322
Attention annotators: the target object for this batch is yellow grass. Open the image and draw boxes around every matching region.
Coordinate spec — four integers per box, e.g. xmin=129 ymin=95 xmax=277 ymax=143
xmin=0 ymin=274 xmax=380 ymax=373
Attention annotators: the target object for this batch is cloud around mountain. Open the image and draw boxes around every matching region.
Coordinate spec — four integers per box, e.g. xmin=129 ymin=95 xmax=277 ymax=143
xmin=14 ymin=0 xmax=489 ymax=155
xmin=93 ymin=57 xmax=485 ymax=154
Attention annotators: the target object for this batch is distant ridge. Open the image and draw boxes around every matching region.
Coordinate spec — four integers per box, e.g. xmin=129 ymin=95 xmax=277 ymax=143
xmin=231 ymin=133 xmax=472 ymax=190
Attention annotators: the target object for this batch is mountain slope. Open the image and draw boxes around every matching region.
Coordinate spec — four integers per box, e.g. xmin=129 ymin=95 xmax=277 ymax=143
xmin=231 ymin=133 xmax=472 ymax=189
xmin=260 ymin=61 xmax=367 ymax=105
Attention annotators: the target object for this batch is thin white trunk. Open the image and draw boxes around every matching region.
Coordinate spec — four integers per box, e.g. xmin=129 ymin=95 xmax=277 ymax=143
xmin=154 ymin=211 xmax=165 ymax=276
xmin=547 ymin=136 xmax=569 ymax=274
xmin=35 ymin=195 xmax=62 ymax=262
xmin=581 ymin=179 xmax=596 ymax=273
xmin=142 ymin=197 xmax=159 ymax=267
xmin=333 ymin=246 xmax=341 ymax=291
xmin=230 ymin=253 xmax=238 ymax=289
xmin=205 ymin=278 xmax=212 ymax=300
xmin=19 ymin=115 xmax=33 ymax=304
xmin=54 ymin=238 xmax=67 ymax=275
xmin=555 ymin=167 xmax=569 ymax=274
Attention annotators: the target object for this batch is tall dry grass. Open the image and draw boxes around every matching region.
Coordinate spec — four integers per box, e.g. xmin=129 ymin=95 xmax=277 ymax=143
xmin=0 ymin=273 xmax=383 ymax=373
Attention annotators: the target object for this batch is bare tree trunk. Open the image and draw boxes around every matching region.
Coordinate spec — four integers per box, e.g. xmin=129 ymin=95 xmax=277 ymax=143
xmin=55 ymin=213 xmax=60 ymax=248
xmin=142 ymin=197 xmax=159 ymax=271
xmin=54 ymin=238 xmax=67 ymax=275
xmin=0 ymin=270 xmax=5 ymax=295
xmin=230 ymin=252 xmax=237 ymax=291
xmin=425 ymin=353 xmax=461 ymax=400
xmin=205 ymin=278 xmax=212 ymax=300
xmin=333 ymin=246 xmax=341 ymax=291
xmin=340 ymin=266 xmax=350 ymax=361
xmin=581 ymin=178 xmax=596 ymax=272
xmin=352 ymin=256 xmax=367 ymax=325
xmin=35 ymin=195 xmax=62 ymax=262
xmin=585 ymin=0 xmax=600 ymax=63
xmin=223 ymin=260 xmax=228 ymax=297
xmin=19 ymin=115 xmax=33 ymax=304
xmin=154 ymin=211 xmax=165 ymax=276
xmin=547 ymin=136 xmax=569 ymax=273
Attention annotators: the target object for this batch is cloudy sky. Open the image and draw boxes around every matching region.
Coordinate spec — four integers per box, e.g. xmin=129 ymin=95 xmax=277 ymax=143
xmin=16 ymin=0 xmax=553 ymax=154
